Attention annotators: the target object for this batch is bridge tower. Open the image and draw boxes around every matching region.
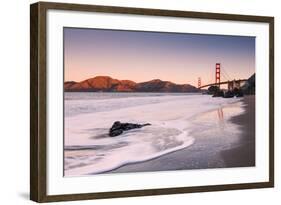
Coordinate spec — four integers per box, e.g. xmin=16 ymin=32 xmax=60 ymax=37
xmin=215 ymin=63 xmax=221 ymax=88
xmin=198 ymin=77 xmax=201 ymax=88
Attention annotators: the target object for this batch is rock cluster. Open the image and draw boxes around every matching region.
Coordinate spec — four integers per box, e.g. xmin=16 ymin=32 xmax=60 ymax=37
xmin=109 ymin=121 xmax=151 ymax=137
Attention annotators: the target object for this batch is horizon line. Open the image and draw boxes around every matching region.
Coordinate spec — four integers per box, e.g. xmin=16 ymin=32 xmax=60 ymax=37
xmin=64 ymin=73 xmax=255 ymax=87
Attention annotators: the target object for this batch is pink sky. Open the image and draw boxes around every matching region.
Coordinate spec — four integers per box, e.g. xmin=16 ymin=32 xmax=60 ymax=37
xmin=64 ymin=28 xmax=255 ymax=87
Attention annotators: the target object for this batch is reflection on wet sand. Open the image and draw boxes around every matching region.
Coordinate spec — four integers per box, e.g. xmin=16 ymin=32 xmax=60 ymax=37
xmin=108 ymin=100 xmax=251 ymax=173
xmin=217 ymin=107 xmax=225 ymax=130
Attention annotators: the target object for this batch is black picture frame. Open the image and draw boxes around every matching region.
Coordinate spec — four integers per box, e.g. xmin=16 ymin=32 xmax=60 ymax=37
xmin=30 ymin=1 xmax=274 ymax=202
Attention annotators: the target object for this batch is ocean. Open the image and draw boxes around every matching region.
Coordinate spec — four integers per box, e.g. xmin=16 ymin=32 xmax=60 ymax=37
xmin=64 ymin=92 xmax=245 ymax=176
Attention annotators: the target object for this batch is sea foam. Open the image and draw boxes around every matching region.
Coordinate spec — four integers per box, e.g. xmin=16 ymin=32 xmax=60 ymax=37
xmin=64 ymin=93 xmax=244 ymax=176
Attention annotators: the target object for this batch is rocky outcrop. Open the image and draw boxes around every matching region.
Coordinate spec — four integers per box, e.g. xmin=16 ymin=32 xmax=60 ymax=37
xmin=109 ymin=121 xmax=151 ymax=137
xmin=242 ymin=73 xmax=255 ymax=95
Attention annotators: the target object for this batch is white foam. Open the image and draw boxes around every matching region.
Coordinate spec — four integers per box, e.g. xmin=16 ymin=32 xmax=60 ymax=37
xmin=64 ymin=93 xmax=244 ymax=176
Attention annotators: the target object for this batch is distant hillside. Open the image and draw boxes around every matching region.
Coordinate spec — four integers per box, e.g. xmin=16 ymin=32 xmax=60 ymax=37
xmin=64 ymin=76 xmax=199 ymax=93
xmin=136 ymin=79 xmax=198 ymax=92
xmin=64 ymin=81 xmax=77 ymax=90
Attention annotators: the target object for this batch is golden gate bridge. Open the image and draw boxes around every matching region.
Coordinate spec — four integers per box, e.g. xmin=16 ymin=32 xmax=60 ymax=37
xmin=197 ymin=63 xmax=247 ymax=90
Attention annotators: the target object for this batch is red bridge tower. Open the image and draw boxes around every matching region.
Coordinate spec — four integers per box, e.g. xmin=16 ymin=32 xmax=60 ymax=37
xmin=215 ymin=63 xmax=221 ymax=88
xmin=198 ymin=77 xmax=201 ymax=88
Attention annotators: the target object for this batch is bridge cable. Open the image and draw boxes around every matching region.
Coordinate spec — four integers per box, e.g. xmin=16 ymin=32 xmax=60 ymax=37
xmin=221 ymin=72 xmax=229 ymax=82
xmin=221 ymin=66 xmax=232 ymax=80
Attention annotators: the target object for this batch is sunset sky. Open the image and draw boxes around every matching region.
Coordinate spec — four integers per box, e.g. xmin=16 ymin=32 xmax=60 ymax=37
xmin=64 ymin=27 xmax=255 ymax=87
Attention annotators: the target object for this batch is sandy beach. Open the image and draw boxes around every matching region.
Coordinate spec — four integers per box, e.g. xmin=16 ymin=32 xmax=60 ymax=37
xmin=221 ymin=95 xmax=255 ymax=167
xmin=64 ymin=93 xmax=255 ymax=176
xmin=106 ymin=95 xmax=255 ymax=174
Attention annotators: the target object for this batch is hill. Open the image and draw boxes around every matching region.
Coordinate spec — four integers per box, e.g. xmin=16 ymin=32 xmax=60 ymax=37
xmin=64 ymin=76 xmax=198 ymax=93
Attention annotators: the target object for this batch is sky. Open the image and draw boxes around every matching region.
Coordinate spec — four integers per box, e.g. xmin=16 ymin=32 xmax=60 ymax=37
xmin=64 ymin=27 xmax=255 ymax=87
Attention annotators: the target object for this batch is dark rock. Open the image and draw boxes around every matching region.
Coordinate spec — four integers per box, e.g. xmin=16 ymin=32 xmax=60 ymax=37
xmin=212 ymin=90 xmax=224 ymax=97
xmin=233 ymin=88 xmax=244 ymax=97
xmin=242 ymin=73 xmax=255 ymax=95
xmin=223 ymin=90 xmax=235 ymax=98
xmin=236 ymin=90 xmax=244 ymax=97
xmin=207 ymin=85 xmax=220 ymax=95
xmin=109 ymin=129 xmax=123 ymax=137
xmin=109 ymin=121 xmax=151 ymax=137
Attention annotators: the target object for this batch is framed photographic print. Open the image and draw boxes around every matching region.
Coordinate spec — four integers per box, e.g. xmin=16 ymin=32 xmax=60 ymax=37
xmin=30 ymin=1 xmax=274 ymax=202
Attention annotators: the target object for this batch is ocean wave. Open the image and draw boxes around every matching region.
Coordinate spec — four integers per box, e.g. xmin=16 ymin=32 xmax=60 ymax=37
xmin=64 ymin=124 xmax=194 ymax=176
xmin=64 ymin=93 xmax=244 ymax=176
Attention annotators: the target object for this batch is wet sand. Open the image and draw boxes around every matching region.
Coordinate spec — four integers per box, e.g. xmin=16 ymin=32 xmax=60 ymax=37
xmin=105 ymin=95 xmax=255 ymax=174
xmin=221 ymin=95 xmax=255 ymax=167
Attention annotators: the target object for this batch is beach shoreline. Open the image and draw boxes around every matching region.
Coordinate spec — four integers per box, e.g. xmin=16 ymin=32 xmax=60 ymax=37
xmin=104 ymin=95 xmax=255 ymax=174
xmin=221 ymin=95 xmax=255 ymax=167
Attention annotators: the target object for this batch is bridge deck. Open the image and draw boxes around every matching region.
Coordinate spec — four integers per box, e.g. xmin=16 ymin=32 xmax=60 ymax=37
xmin=199 ymin=79 xmax=247 ymax=89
